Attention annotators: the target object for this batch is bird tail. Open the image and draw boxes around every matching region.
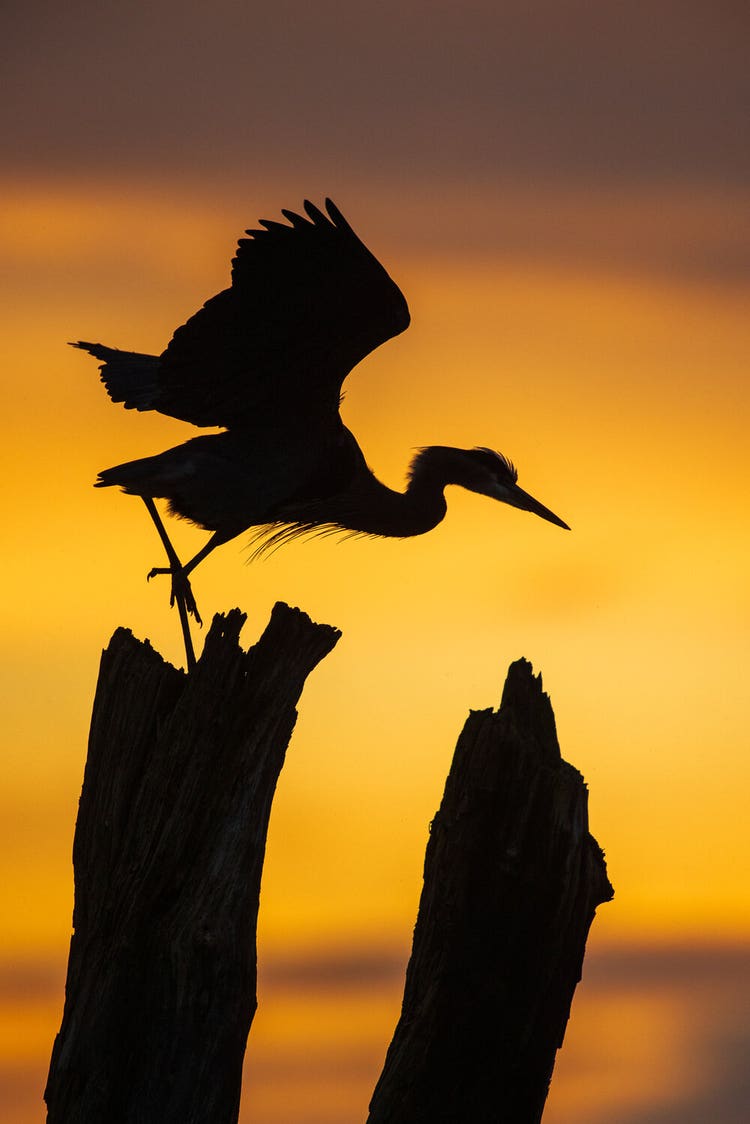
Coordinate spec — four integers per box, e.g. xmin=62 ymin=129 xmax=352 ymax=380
xmin=94 ymin=437 xmax=220 ymax=533
xmin=95 ymin=456 xmax=156 ymax=493
xmin=94 ymin=450 xmax=184 ymax=494
xmin=71 ymin=340 xmax=161 ymax=411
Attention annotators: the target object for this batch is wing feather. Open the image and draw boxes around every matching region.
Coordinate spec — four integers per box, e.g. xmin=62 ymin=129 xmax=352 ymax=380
xmin=154 ymin=199 xmax=410 ymax=429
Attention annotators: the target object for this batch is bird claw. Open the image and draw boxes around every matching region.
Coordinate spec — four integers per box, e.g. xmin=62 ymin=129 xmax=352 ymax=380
xmin=146 ymin=565 xmax=203 ymax=625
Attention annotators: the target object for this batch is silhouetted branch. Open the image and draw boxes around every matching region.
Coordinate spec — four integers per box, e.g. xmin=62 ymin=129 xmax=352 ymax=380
xmin=45 ymin=604 xmax=340 ymax=1124
xmin=368 ymin=658 xmax=613 ymax=1124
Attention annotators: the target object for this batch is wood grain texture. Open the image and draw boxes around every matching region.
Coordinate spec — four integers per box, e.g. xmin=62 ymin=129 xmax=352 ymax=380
xmin=368 ymin=658 xmax=613 ymax=1124
xmin=45 ymin=604 xmax=340 ymax=1124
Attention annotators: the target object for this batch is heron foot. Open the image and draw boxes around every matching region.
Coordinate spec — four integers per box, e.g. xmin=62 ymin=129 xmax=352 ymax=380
xmin=147 ymin=566 xmax=203 ymax=625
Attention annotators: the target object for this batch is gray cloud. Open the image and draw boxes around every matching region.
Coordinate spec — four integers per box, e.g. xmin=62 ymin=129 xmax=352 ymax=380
xmin=3 ymin=1 xmax=748 ymax=189
xmin=2 ymin=944 xmax=749 ymax=1122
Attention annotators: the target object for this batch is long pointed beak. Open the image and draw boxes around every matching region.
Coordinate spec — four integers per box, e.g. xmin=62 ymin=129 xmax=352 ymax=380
xmin=504 ymin=483 xmax=570 ymax=530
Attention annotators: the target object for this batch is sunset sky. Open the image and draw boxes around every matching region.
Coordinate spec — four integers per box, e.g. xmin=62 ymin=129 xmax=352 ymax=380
xmin=2 ymin=2 xmax=749 ymax=1121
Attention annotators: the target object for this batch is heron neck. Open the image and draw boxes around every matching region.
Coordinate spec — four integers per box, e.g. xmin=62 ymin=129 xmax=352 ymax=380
xmin=387 ymin=473 xmax=449 ymax=536
xmin=315 ymin=463 xmax=445 ymax=539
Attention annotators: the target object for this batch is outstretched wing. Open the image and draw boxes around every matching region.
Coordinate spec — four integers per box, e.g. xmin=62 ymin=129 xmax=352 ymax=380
xmin=154 ymin=199 xmax=410 ymax=429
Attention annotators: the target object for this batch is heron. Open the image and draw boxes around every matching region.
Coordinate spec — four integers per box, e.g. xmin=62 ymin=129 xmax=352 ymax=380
xmin=73 ymin=199 xmax=569 ymax=670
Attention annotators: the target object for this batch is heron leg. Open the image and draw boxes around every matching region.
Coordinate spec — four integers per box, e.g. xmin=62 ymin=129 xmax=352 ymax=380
xmin=146 ymin=535 xmax=221 ymax=614
xmin=142 ymin=497 xmax=198 ymax=671
xmin=148 ymin=535 xmax=222 ymax=585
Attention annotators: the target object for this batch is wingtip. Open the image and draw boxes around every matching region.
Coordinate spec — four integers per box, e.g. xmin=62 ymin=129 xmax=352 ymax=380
xmin=325 ymin=197 xmax=352 ymax=231
xmin=303 ymin=199 xmax=327 ymax=224
xmin=249 ymin=199 xmax=343 ymax=234
xmin=281 ymin=207 xmax=308 ymax=228
xmin=257 ymin=218 xmax=289 ymax=232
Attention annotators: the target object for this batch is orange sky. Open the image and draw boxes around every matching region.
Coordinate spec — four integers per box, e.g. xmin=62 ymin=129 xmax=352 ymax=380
xmin=3 ymin=177 xmax=748 ymax=947
xmin=2 ymin=2 xmax=749 ymax=1120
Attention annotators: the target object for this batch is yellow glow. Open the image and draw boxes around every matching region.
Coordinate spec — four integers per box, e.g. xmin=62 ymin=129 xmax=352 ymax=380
xmin=546 ymin=984 xmax=713 ymax=1122
xmin=2 ymin=178 xmax=749 ymax=1120
xmin=3 ymin=181 xmax=750 ymax=951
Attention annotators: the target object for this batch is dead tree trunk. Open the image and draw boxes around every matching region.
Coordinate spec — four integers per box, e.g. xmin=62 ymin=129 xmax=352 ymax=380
xmin=45 ymin=604 xmax=340 ymax=1124
xmin=368 ymin=658 xmax=613 ymax=1124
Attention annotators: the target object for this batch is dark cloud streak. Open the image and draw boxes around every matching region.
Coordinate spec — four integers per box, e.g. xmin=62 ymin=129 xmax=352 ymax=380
xmin=3 ymin=0 xmax=748 ymax=188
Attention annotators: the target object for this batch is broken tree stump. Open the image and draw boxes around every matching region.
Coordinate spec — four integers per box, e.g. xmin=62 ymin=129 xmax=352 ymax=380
xmin=368 ymin=658 xmax=613 ymax=1124
xmin=45 ymin=603 xmax=340 ymax=1124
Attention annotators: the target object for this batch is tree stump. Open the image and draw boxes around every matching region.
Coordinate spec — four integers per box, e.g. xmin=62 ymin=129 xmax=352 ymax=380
xmin=45 ymin=604 xmax=340 ymax=1124
xmin=47 ymin=619 xmax=610 ymax=1124
xmin=368 ymin=658 xmax=614 ymax=1124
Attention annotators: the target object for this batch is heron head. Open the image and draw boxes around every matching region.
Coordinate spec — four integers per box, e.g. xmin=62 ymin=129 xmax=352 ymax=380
xmin=461 ymin=448 xmax=570 ymax=530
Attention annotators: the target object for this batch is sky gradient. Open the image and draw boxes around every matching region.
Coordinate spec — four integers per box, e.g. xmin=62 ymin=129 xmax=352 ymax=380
xmin=2 ymin=2 xmax=748 ymax=1120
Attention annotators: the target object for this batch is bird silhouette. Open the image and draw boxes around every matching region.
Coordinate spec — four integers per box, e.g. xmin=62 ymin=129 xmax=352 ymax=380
xmin=73 ymin=198 xmax=568 ymax=669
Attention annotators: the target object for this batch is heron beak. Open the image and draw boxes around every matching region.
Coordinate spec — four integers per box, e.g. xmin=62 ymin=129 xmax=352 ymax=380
xmin=502 ymin=483 xmax=570 ymax=530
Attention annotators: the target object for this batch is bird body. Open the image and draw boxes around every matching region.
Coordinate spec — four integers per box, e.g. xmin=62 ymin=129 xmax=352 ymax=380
xmin=74 ymin=198 xmax=568 ymax=667
xmin=94 ymin=411 xmax=356 ymax=541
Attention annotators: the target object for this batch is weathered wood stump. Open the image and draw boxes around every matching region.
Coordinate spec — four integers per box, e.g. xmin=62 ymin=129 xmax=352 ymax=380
xmin=368 ymin=658 xmax=613 ymax=1123
xmin=47 ymin=617 xmax=610 ymax=1123
xmin=45 ymin=604 xmax=340 ymax=1124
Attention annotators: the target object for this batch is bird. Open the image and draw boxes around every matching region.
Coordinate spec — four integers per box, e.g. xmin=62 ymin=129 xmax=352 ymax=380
xmin=73 ymin=198 xmax=569 ymax=669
